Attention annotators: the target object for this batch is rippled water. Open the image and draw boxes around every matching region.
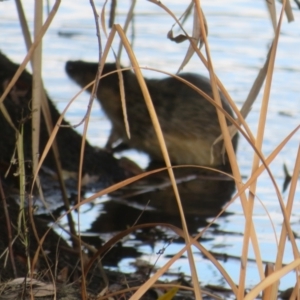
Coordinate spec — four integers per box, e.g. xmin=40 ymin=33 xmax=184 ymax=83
xmin=1 ymin=0 xmax=300 ymax=294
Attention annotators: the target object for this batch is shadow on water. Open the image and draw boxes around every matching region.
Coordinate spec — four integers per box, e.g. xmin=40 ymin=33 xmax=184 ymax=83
xmin=82 ymin=166 xmax=236 ymax=265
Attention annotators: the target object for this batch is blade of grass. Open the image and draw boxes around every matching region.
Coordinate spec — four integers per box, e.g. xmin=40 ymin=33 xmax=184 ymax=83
xmin=100 ymin=5 xmax=132 ymax=141
xmin=117 ymin=0 xmax=136 ymax=61
xmin=289 ymin=278 xmax=300 ymax=300
xmin=15 ymin=126 xmax=33 ymax=276
xmin=78 ymin=2 xmax=105 ymax=298
xmin=243 ymin=1 xmax=286 ymax=298
xmin=270 ymin=144 xmax=300 ymax=298
xmin=15 ymin=0 xmax=77 ymax=263
xmin=197 ymin=124 xmax=300 ymax=299
xmin=84 ymin=222 xmax=238 ymax=296
xmin=244 ymin=259 xmax=300 ymax=300
xmin=193 ymin=1 xmax=259 ymax=297
xmin=0 ymin=0 xmax=61 ymax=106
xmin=31 ymin=0 xmax=43 ymax=211
xmin=114 ymin=24 xmax=202 ymax=300
xmin=177 ymin=4 xmax=208 ymax=73
xmin=34 ymin=121 xmax=299 ymax=300
xmin=149 ymin=0 xmax=258 ymax=159
xmin=35 ymin=123 xmax=299 ymax=299
xmin=215 ymin=41 xmax=273 ymax=147
xmin=15 ymin=0 xmax=76 ymax=242
xmin=105 ymin=14 xmax=298 ymax=296
xmin=283 ymin=0 xmax=294 ymax=22
xmin=262 ymin=263 xmax=275 ymax=299
xmin=266 ymin=0 xmax=277 ymax=32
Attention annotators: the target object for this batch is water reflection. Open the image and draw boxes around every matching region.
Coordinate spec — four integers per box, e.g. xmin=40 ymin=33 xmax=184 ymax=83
xmin=83 ymin=166 xmax=236 ymax=264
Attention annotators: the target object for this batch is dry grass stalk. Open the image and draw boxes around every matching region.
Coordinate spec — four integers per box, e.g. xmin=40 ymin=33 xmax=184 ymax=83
xmin=0 ymin=0 xmax=60 ymax=106
xmin=14 ymin=0 xmax=78 ymax=259
xmin=31 ymin=0 xmax=43 ymax=197
xmin=2 ymin=0 xmax=300 ymax=299
xmin=112 ymin=24 xmax=201 ymax=299
xmin=192 ymin=1 xmax=251 ymax=296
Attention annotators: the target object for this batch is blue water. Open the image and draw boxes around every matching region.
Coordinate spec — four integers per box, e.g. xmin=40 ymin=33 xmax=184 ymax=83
xmin=1 ymin=0 xmax=300 ymax=295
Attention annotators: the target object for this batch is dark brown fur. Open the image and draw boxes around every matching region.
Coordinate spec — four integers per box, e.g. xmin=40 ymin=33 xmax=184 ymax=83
xmin=66 ymin=61 xmax=238 ymax=168
xmin=0 ymin=53 xmax=126 ymax=185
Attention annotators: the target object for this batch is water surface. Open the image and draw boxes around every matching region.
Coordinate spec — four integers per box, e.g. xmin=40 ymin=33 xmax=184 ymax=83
xmin=1 ymin=0 xmax=300 ymax=294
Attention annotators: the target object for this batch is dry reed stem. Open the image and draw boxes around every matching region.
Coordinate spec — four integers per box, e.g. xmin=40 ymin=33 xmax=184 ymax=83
xmin=29 ymin=9 xmax=57 ymax=285
xmin=35 ymin=123 xmax=299 ymax=299
xmin=4 ymin=1 xmax=298 ymax=299
xmin=59 ymin=11 xmax=250 ymax=298
xmin=11 ymin=3 xmax=78 ymax=283
xmin=16 ymin=129 xmax=26 ymax=238
xmin=86 ymin=1 xmax=298 ymax=298
xmin=100 ymin=2 xmax=132 ymax=141
xmin=57 ymin=14 xmax=202 ymax=296
xmin=262 ymin=263 xmax=275 ymax=300
xmin=31 ymin=0 xmax=43 ymax=196
xmin=116 ymin=0 xmax=136 ymax=61
xmin=205 ymin=124 xmax=300 ymax=224
xmin=192 ymin=1 xmax=254 ymax=297
xmin=15 ymin=0 xmax=32 ymax=50
xmin=147 ymin=8 xmax=262 ymax=282
xmin=111 ymin=24 xmax=201 ymax=300
xmin=84 ymin=222 xmax=238 ymax=296
xmin=283 ymin=0 xmax=294 ymax=22
xmin=14 ymin=1 xmax=70 ymax=290
xmin=198 ymin=124 xmax=300 ymax=298
xmin=96 ymin=283 xmax=224 ymax=300
xmin=0 ymin=0 xmax=60 ymax=106
xmin=289 ymin=277 xmax=300 ymax=300
xmin=78 ymin=2 xmax=103 ymax=298
xmin=15 ymin=0 xmax=77 ymax=248
xmin=238 ymin=44 xmax=271 ymax=131
xmin=108 ymin=0 xmax=137 ymax=141
xmin=270 ymin=144 xmax=300 ymax=298
xmin=244 ymin=2 xmax=291 ymax=299
xmin=245 ymin=258 xmax=300 ymax=300
xmin=20 ymin=0 xmax=60 ymax=194
xmin=265 ymin=0 xmax=294 ymax=32
xmin=100 ymin=0 xmax=110 ymax=37
xmin=266 ymin=0 xmax=277 ymax=32
xmin=176 ymin=4 xmax=208 ymax=73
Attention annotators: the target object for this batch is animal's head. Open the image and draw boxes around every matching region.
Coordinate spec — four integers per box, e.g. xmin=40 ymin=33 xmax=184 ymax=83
xmin=65 ymin=61 xmax=127 ymax=92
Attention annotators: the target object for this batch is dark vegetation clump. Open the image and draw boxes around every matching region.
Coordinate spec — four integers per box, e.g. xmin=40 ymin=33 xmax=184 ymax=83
xmin=0 ymin=52 xmax=126 ymax=188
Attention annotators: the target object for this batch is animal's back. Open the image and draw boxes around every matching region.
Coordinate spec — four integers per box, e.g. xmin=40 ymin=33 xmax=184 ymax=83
xmin=122 ymin=73 xmax=236 ymax=166
xmin=66 ymin=61 xmax=237 ymax=167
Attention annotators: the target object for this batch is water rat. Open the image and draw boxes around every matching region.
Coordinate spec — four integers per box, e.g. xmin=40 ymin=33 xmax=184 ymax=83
xmin=65 ymin=61 xmax=237 ymax=168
